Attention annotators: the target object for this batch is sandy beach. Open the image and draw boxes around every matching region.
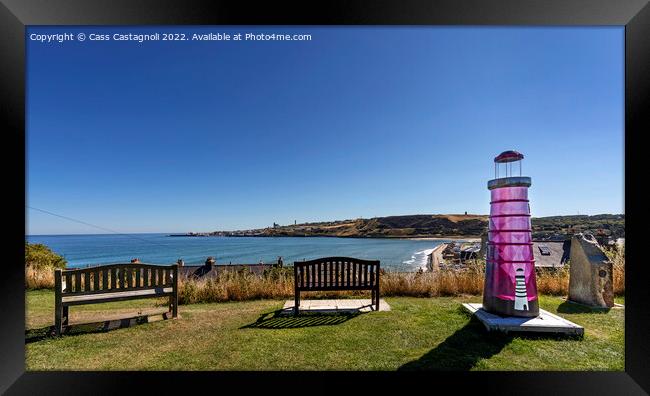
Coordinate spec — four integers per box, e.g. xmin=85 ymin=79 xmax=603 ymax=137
xmin=408 ymin=236 xmax=481 ymax=242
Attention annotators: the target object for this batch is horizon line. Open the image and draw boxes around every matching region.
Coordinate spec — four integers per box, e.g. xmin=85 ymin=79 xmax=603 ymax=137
xmin=26 ymin=212 xmax=624 ymax=237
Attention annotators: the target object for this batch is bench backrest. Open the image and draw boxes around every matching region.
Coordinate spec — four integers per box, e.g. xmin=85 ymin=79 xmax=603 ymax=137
xmin=55 ymin=263 xmax=178 ymax=296
xmin=294 ymin=257 xmax=380 ymax=291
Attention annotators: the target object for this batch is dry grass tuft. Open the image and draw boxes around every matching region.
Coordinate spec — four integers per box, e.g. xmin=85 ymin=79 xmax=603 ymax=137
xmin=608 ymin=246 xmax=625 ymax=296
xmin=535 ymin=266 xmax=571 ymax=296
xmin=177 ymin=269 xmax=295 ymax=304
xmin=25 ymin=264 xmax=55 ymax=290
xmin=24 ymin=251 xmax=626 ymax=302
xmin=381 ymin=261 xmax=484 ymax=297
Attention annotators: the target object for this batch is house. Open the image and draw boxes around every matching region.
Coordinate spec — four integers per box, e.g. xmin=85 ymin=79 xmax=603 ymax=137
xmin=532 ymin=240 xmax=570 ymax=269
xmin=177 ymin=256 xmax=284 ymax=279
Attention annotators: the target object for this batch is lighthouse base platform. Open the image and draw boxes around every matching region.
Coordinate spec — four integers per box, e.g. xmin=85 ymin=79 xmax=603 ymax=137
xmin=462 ymin=303 xmax=584 ymax=336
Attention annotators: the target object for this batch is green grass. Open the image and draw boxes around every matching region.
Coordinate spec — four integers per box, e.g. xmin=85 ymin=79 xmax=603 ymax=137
xmin=25 ymin=290 xmax=624 ymax=371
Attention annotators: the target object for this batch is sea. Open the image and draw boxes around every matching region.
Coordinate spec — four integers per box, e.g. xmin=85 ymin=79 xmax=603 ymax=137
xmin=25 ymin=234 xmax=467 ymax=272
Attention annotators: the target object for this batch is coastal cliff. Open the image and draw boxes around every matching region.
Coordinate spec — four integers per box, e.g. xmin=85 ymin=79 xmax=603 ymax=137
xmin=172 ymin=213 xmax=624 ymax=240
xmin=259 ymin=214 xmax=488 ymax=238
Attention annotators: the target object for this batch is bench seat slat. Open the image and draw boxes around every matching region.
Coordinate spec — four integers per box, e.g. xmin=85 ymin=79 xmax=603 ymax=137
xmin=300 ymin=265 xmax=304 ymax=288
xmin=84 ymin=271 xmax=91 ymax=292
xmin=93 ymin=270 xmax=99 ymax=291
xmin=334 ymin=261 xmax=338 ymax=287
xmin=345 ymin=261 xmax=349 ymax=286
xmin=102 ymin=269 xmax=108 ymax=290
xmin=364 ymin=264 xmax=369 ymax=286
xmin=311 ymin=263 xmax=315 ymax=288
xmin=62 ymin=287 xmax=174 ymax=304
xmin=121 ymin=268 xmax=125 ymax=288
xmin=111 ymin=268 xmax=117 ymax=289
xmin=64 ymin=273 xmax=72 ymax=293
xmin=296 ymin=285 xmax=378 ymax=291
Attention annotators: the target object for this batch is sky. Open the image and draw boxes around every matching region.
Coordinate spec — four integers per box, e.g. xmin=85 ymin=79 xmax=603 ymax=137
xmin=26 ymin=26 xmax=624 ymax=235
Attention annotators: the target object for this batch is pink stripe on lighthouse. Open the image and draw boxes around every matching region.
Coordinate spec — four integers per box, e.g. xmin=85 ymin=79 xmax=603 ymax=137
xmin=486 ymin=186 xmax=537 ymax=302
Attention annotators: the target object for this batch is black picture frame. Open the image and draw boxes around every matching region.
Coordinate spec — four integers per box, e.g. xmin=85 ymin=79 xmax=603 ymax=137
xmin=2 ymin=0 xmax=648 ymax=394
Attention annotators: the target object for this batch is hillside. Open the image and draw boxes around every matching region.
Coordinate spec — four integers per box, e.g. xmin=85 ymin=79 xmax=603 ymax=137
xmin=531 ymin=214 xmax=625 ymax=240
xmin=207 ymin=214 xmax=624 ymax=239
xmin=261 ymin=214 xmax=488 ymax=238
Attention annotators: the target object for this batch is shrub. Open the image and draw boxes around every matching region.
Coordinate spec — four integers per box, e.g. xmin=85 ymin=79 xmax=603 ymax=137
xmin=25 ymin=242 xmax=67 ymax=270
xmin=25 ymin=243 xmax=66 ymax=289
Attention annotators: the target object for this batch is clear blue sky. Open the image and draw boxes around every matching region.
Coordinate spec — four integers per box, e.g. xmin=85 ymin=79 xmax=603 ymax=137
xmin=26 ymin=26 xmax=624 ymax=235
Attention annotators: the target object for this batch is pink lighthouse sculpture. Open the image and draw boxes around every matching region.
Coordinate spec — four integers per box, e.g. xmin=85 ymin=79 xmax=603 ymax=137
xmin=483 ymin=150 xmax=539 ymax=317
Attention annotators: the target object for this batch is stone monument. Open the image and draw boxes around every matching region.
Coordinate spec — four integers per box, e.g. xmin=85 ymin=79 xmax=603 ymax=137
xmin=568 ymin=233 xmax=614 ymax=308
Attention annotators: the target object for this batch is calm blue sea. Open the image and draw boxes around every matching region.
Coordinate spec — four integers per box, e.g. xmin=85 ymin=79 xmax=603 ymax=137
xmin=25 ymin=234 xmax=462 ymax=272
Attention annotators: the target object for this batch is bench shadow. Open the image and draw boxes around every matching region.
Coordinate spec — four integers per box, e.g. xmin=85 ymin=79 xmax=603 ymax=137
xmin=241 ymin=309 xmax=360 ymax=329
xmin=399 ymin=307 xmax=584 ymax=371
xmin=557 ymin=300 xmax=611 ymax=314
xmin=398 ymin=317 xmax=514 ymax=371
xmin=25 ymin=312 xmax=174 ymax=343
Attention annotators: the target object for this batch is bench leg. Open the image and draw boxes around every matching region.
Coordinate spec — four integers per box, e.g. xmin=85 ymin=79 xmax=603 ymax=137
xmin=54 ymin=269 xmax=63 ymax=336
xmin=172 ymin=264 xmax=179 ymax=319
xmin=62 ymin=306 xmax=69 ymax=325
xmin=375 ymin=288 xmax=380 ymax=311
xmin=294 ymin=293 xmax=300 ymax=316
xmin=55 ymin=301 xmax=63 ymax=336
xmin=169 ymin=295 xmax=178 ymax=318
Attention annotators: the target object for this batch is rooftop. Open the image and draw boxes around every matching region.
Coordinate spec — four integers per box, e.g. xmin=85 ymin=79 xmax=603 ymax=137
xmin=494 ymin=150 xmax=524 ymax=163
xmin=532 ymin=241 xmax=570 ymax=268
xmin=179 ymin=263 xmax=280 ymax=279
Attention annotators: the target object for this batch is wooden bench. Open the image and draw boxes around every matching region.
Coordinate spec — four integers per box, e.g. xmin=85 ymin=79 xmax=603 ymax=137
xmin=54 ymin=263 xmax=178 ymax=336
xmin=293 ymin=257 xmax=380 ymax=315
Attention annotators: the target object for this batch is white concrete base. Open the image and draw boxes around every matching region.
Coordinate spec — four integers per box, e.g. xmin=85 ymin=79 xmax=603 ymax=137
xmin=462 ymin=303 xmax=584 ymax=336
xmin=562 ymin=297 xmax=624 ymax=309
xmin=280 ymin=299 xmax=390 ymax=315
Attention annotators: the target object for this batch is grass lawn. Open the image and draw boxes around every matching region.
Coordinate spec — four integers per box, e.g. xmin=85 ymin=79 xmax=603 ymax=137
xmin=25 ymin=290 xmax=624 ymax=371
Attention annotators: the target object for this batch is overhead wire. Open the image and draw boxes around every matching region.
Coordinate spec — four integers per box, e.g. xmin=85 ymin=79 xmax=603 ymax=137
xmin=26 ymin=205 xmax=174 ymax=249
